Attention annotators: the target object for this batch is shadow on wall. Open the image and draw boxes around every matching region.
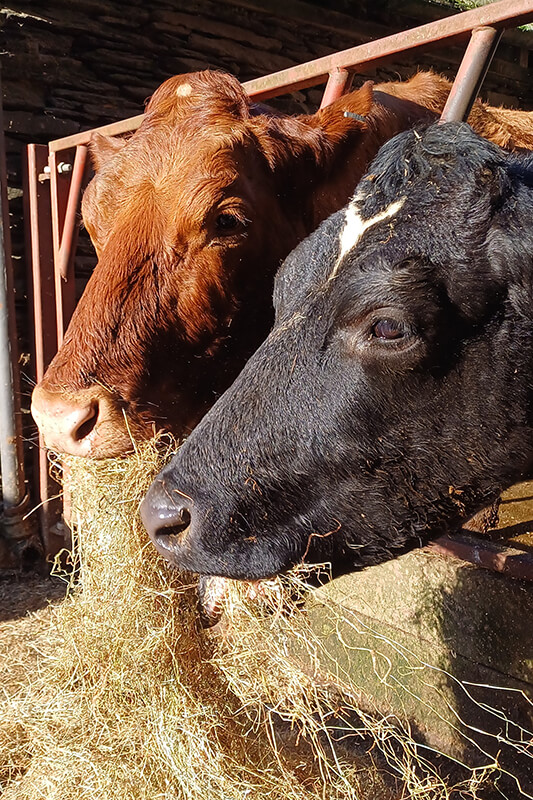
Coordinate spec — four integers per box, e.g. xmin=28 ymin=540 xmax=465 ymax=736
xmin=434 ymin=560 xmax=533 ymax=797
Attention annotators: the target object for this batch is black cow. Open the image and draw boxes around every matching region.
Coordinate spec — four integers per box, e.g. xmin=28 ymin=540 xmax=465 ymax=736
xmin=141 ymin=122 xmax=533 ymax=581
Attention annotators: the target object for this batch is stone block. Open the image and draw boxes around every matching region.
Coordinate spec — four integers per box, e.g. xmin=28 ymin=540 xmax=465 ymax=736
xmin=188 ymin=32 xmax=295 ymax=74
xmin=309 ymin=549 xmax=533 ymax=793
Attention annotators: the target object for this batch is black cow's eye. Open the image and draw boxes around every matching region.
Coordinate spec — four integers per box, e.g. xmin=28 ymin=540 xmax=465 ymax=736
xmin=215 ymin=212 xmax=240 ymax=232
xmin=371 ymin=319 xmax=405 ymax=340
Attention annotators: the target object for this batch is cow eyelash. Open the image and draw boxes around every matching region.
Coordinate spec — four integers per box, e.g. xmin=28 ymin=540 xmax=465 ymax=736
xmin=214 ymin=211 xmax=249 ymax=233
xmin=333 ymin=308 xmax=418 ymax=355
xmin=370 ymin=318 xmax=409 ymax=341
xmin=363 ymin=314 xmax=419 ymax=356
xmin=334 ymin=312 xmax=418 ymax=358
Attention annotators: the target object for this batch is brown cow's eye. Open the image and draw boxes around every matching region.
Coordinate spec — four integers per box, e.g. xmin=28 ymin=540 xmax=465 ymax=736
xmin=215 ymin=212 xmax=240 ymax=232
xmin=371 ymin=319 xmax=405 ymax=340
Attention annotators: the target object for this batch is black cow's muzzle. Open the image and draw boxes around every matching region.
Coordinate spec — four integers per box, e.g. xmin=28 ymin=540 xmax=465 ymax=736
xmin=141 ymin=471 xmax=306 ymax=582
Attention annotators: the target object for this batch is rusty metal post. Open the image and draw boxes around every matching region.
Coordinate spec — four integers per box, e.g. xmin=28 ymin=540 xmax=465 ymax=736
xmin=49 ymin=147 xmax=85 ymax=347
xmin=25 ymin=146 xmax=57 ymax=383
xmin=56 ymin=144 xmax=88 ymax=282
xmin=428 ymin=533 xmax=533 ymax=582
xmin=440 ymin=26 xmax=503 ymax=123
xmin=320 ymin=68 xmax=354 ymax=109
xmin=0 ymin=77 xmax=36 ymax=564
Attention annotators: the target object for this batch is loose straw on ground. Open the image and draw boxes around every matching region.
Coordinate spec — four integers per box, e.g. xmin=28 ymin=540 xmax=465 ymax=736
xmin=0 ymin=435 xmax=521 ymax=799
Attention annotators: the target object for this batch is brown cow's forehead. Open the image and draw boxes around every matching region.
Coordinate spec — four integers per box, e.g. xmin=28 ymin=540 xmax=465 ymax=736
xmin=103 ymin=116 xmax=252 ymax=186
xmin=83 ymin=119 xmax=259 ymax=241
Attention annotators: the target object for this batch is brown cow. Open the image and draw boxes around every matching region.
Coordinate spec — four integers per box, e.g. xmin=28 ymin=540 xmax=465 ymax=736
xmin=31 ymin=70 xmax=533 ymax=458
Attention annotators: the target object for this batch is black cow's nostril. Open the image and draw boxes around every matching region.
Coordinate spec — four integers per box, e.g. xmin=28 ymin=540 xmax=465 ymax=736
xmin=162 ymin=507 xmax=191 ymax=540
xmin=140 ymin=479 xmax=194 ymax=553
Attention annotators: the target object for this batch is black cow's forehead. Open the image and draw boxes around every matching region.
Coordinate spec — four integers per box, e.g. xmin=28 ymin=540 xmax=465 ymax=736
xmin=274 ymin=122 xmax=533 ymax=327
xmin=358 ymin=121 xmax=505 ymax=214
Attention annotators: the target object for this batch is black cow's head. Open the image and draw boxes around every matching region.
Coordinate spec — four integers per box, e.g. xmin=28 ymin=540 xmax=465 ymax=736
xmin=141 ymin=122 xmax=533 ymax=581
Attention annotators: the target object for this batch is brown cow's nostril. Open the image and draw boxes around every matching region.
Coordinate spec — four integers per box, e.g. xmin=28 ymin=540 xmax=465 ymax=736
xmin=31 ymin=386 xmax=107 ymax=456
xmin=74 ymin=404 xmax=98 ymax=441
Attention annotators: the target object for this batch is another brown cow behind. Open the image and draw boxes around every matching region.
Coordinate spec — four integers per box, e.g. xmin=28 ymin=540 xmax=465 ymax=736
xmin=31 ymin=70 xmax=533 ymax=457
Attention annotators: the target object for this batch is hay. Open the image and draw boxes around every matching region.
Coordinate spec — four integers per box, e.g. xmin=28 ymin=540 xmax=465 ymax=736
xmin=0 ymin=436 xmax=517 ymax=799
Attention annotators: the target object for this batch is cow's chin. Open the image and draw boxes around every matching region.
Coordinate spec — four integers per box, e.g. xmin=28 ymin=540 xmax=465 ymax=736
xmin=154 ymin=536 xmax=314 ymax=628
xmin=150 ymin=528 xmax=298 ymax=584
xmin=197 ymin=574 xmax=295 ymax=628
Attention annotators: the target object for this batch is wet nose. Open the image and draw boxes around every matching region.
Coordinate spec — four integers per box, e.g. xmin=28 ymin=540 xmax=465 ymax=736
xmin=31 ymin=385 xmax=99 ymax=456
xmin=140 ymin=478 xmax=193 ymax=556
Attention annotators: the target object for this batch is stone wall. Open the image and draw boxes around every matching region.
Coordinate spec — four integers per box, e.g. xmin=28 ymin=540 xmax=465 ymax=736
xmin=3 ymin=0 xmax=533 ymax=141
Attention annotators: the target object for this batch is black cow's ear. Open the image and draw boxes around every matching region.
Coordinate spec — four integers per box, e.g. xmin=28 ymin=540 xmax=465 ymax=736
xmin=445 ymin=269 xmax=505 ymax=324
xmin=89 ymin=133 xmax=128 ymax=171
xmin=444 ymin=159 xmax=519 ymax=320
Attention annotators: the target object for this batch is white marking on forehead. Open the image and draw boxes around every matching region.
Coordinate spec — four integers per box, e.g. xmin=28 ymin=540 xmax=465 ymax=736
xmin=176 ymin=83 xmax=192 ymax=97
xmin=328 ymin=196 xmax=406 ymax=283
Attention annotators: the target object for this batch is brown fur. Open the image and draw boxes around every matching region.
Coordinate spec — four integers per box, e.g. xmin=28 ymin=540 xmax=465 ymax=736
xmin=32 ymin=70 xmax=533 ymax=457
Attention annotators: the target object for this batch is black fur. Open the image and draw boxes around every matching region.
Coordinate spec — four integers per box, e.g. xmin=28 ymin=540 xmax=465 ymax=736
xmin=141 ymin=122 xmax=533 ymax=581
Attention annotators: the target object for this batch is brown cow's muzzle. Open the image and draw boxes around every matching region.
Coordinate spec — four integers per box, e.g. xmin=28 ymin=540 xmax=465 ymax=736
xmin=31 ymin=384 xmax=136 ymax=458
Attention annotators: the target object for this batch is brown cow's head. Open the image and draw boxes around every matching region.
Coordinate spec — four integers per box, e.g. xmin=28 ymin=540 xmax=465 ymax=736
xmin=32 ymin=71 xmax=373 ymax=457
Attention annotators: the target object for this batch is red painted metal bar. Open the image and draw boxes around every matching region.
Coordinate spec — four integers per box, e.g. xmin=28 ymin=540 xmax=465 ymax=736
xmin=24 ymin=145 xmax=57 ymax=382
xmin=49 ymin=115 xmax=144 ymax=154
xmin=23 ymin=144 xmax=61 ymax=547
xmin=428 ymin=534 xmax=533 ymax=582
xmin=244 ymin=0 xmax=533 ymax=99
xmin=320 ymin=68 xmax=353 ymax=109
xmin=56 ymin=145 xmax=88 ymax=281
xmin=440 ymin=26 xmax=503 ymax=123
xmin=49 ymin=150 xmax=78 ymax=347
xmin=47 ymin=0 xmax=533 ymax=153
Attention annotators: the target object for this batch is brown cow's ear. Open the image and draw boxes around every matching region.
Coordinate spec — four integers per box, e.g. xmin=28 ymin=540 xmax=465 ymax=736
xmin=89 ymin=133 xmax=128 ymax=171
xmin=312 ymin=80 xmax=374 ymax=142
xmin=259 ymin=83 xmax=373 ymax=170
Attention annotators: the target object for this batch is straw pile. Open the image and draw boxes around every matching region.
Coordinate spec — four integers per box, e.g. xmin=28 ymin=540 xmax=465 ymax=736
xmin=0 ymin=437 xmax=505 ymax=799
